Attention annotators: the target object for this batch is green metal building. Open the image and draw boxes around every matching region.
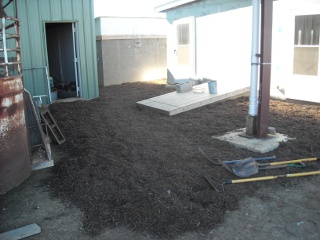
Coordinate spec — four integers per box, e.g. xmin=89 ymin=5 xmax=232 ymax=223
xmin=7 ymin=0 xmax=99 ymax=102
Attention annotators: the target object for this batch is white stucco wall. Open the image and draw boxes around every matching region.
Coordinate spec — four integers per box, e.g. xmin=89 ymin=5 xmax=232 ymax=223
xmin=196 ymin=6 xmax=252 ymax=92
xmin=165 ymin=0 xmax=320 ymax=103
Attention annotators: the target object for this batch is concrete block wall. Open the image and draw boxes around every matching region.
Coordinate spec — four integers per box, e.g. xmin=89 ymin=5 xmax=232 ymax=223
xmin=95 ymin=17 xmax=168 ymax=87
xmin=97 ymin=37 xmax=167 ymax=86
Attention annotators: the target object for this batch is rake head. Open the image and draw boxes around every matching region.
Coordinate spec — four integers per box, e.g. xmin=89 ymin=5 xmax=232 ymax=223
xmin=204 ymin=174 xmax=226 ymax=192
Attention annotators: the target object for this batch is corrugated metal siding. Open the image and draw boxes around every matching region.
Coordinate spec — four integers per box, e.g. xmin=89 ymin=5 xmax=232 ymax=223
xmin=16 ymin=0 xmax=98 ymax=100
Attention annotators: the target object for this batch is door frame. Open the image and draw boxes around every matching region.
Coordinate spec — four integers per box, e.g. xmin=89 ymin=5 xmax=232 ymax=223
xmin=72 ymin=22 xmax=82 ymax=98
xmin=43 ymin=21 xmax=82 ymax=100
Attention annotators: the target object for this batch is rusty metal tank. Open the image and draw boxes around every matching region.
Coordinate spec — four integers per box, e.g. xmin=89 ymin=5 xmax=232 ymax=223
xmin=1 ymin=8 xmax=31 ymax=194
xmin=0 ymin=74 xmax=31 ymax=194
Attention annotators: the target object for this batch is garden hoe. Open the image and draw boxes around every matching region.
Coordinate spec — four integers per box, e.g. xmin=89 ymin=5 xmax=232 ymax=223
xmin=205 ymin=170 xmax=320 ymax=192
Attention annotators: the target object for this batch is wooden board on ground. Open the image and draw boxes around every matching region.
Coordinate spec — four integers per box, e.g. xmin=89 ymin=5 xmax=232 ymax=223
xmin=136 ymin=83 xmax=250 ymax=116
xmin=0 ymin=223 xmax=41 ymax=240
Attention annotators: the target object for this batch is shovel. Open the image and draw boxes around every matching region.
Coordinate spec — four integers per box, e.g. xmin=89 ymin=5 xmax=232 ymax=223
xmin=232 ymin=157 xmax=319 ymax=178
xmin=205 ymin=170 xmax=320 ymax=192
xmin=198 ymin=146 xmax=276 ymax=165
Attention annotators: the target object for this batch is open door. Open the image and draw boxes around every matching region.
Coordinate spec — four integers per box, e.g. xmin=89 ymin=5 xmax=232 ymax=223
xmin=168 ymin=17 xmax=195 ymax=82
xmin=45 ymin=22 xmax=81 ymax=100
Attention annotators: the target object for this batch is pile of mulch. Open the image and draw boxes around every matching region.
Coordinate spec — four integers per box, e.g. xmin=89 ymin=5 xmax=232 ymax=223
xmin=47 ymin=80 xmax=320 ymax=237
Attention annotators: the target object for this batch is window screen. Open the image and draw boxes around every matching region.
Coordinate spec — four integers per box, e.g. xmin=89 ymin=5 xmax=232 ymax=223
xmin=177 ymin=23 xmax=189 ymax=45
xmin=294 ymin=15 xmax=320 ymax=45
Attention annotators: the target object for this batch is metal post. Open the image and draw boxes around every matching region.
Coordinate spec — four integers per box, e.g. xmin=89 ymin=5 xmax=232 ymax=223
xmin=248 ymin=0 xmax=260 ymax=117
xmin=256 ymin=0 xmax=273 ymax=138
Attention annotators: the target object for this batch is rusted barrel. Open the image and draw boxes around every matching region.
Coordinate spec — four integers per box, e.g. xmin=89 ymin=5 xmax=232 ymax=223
xmin=0 ymin=74 xmax=31 ymax=195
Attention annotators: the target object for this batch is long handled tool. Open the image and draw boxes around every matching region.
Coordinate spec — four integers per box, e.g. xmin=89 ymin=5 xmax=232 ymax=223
xmin=198 ymin=146 xmax=276 ymax=165
xmin=224 ymin=156 xmax=276 ymax=164
xmin=205 ymin=170 xmax=320 ymax=192
xmin=232 ymin=157 xmax=319 ymax=177
xmin=257 ymin=157 xmax=319 ymax=167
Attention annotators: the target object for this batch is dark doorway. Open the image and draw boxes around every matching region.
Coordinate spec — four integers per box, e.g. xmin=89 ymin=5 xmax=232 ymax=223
xmin=45 ymin=22 xmax=80 ymax=100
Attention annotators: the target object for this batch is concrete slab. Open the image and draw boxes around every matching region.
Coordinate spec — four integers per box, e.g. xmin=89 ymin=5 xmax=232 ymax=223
xmin=213 ymin=128 xmax=290 ymax=153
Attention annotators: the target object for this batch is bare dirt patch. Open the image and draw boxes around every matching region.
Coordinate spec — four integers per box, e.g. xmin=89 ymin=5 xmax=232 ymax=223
xmin=42 ymin=80 xmax=320 ymax=238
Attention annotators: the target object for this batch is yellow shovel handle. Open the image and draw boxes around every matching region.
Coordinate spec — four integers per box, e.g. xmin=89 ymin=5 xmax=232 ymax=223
xmin=230 ymin=170 xmax=320 ymax=184
xmin=269 ymin=157 xmax=319 ymax=166
xmin=286 ymin=171 xmax=320 ymax=178
xmin=231 ymin=176 xmax=277 ymax=183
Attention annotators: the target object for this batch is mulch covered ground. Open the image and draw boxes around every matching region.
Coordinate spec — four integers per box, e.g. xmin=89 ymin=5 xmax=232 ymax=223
xmin=47 ymin=80 xmax=320 ymax=237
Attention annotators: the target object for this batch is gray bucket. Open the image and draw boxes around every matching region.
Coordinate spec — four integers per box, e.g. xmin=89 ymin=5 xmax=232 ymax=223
xmin=208 ymin=80 xmax=217 ymax=94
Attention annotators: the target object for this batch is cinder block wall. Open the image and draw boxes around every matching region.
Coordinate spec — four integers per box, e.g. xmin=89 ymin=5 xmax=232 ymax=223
xmin=97 ymin=37 xmax=167 ymax=87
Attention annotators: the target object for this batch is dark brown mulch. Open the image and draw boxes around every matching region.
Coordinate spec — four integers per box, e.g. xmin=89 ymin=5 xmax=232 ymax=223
xmin=47 ymin=80 xmax=320 ymax=237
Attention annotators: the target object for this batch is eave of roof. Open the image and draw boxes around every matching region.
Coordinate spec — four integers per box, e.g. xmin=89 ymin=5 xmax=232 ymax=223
xmin=155 ymin=0 xmax=198 ymax=13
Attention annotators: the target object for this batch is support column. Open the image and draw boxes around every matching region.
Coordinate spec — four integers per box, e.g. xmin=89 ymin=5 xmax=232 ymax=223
xmin=256 ymin=0 xmax=273 ymax=138
xmin=246 ymin=0 xmax=261 ymax=136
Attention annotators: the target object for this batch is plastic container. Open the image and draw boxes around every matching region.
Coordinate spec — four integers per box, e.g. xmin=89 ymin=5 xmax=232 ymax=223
xmin=208 ymin=80 xmax=217 ymax=94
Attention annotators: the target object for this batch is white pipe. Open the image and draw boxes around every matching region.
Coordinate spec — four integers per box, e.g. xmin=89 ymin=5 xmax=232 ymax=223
xmin=2 ymin=17 xmax=9 ymax=76
xmin=249 ymin=0 xmax=260 ymax=116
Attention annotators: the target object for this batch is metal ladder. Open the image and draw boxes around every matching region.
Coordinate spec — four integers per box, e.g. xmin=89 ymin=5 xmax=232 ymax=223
xmin=40 ymin=110 xmax=66 ymax=145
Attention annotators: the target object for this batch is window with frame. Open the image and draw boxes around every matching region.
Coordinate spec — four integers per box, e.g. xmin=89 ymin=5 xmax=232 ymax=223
xmin=177 ymin=23 xmax=189 ymax=45
xmin=176 ymin=23 xmax=190 ymax=66
xmin=293 ymin=14 xmax=320 ymax=76
xmin=294 ymin=15 xmax=320 ymax=45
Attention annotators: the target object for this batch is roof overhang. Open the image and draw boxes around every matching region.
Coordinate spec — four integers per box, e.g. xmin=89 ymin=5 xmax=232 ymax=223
xmin=154 ymin=0 xmax=282 ymax=13
xmin=155 ymin=0 xmax=198 ymax=13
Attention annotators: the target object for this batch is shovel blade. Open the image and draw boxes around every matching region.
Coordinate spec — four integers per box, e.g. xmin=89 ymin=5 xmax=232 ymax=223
xmin=232 ymin=157 xmax=259 ymax=178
